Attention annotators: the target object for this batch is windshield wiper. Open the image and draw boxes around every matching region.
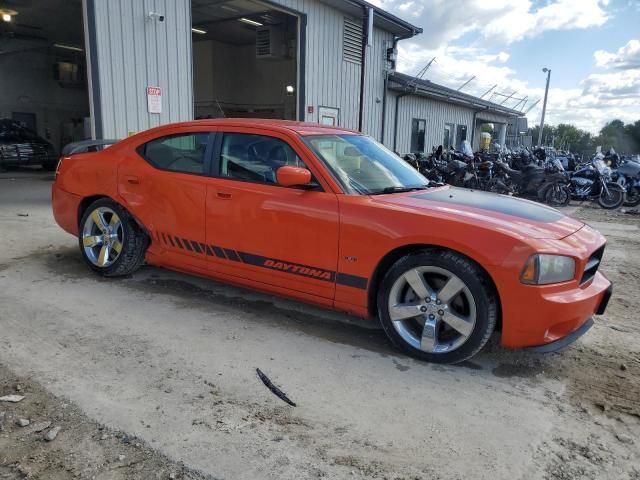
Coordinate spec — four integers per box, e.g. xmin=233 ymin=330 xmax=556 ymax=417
xmin=369 ymin=185 xmax=430 ymax=195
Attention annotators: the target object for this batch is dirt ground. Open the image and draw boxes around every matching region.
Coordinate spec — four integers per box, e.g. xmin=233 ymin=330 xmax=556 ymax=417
xmin=0 ymin=171 xmax=638 ymax=479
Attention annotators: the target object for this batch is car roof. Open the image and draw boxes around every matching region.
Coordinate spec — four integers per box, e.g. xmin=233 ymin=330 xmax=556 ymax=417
xmin=163 ymin=118 xmax=362 ymax=136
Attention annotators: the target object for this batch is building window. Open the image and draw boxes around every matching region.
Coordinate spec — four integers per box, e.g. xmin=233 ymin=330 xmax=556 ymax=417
xmin=138 ymin=132 xmax=210 ymax=175
xmin=343 ymin=18 xmax=363 ymax=64
xmin=455 ymin=124 xmax=468 ymax=150
xmin=443 ymin=123 xmax=455 ymax=150
xmin=411 ymin=119 xmax=426 ymax=153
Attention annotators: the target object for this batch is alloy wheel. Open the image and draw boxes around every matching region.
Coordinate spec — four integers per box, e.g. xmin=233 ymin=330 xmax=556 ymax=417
xmin=387 ymin=266 xmax=477 ymax=354
xmin=81 ymin=207 xmax=124 ymax=267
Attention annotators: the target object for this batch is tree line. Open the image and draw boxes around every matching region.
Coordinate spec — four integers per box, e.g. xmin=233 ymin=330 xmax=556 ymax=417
xmin=528 ymin=119 xmax=640 ymax=156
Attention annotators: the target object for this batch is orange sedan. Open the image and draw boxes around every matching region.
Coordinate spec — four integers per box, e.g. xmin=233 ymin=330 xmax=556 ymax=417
xmin=52 ymin=119 xmax=612 ymax=363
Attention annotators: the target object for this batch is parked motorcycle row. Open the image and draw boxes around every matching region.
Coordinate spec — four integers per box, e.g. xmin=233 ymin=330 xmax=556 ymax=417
xmin=403 ymin=144 xmax=640 ymax=209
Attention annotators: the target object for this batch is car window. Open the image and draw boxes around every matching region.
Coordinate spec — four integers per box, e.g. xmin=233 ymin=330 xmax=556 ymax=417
xmin=219 ymin=133 xmax=306 ymax=184
xmin=139 ymin=133 xmax=209 ymax=174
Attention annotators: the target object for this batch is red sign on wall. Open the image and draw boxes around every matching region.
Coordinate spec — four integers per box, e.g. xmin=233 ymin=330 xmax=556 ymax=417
xmin=147 ymin=86 xmax=162 ymax=114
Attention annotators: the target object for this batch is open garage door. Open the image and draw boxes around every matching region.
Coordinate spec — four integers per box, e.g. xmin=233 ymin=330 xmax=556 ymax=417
xmin=0 ymin=0 xmax=90 ymax=167
xmin=192 ymin=0 xmax=300 ymax=121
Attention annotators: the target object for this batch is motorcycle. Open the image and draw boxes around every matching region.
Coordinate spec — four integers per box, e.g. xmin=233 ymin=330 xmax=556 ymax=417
xmin=612 ymin=158 xmax=640 ymax=207
xmin=492 ymin=158 xmax=571 ymax=206
xmin=570 ymin=157 xmax=626 ymax=209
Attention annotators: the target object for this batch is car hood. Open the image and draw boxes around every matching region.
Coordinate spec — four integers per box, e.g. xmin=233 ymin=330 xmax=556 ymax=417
xmin=374 ymin=186 xmax=583 ymax=240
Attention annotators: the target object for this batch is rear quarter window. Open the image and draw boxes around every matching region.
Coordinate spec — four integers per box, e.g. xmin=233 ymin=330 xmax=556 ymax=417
xmin=137 ymin=132 xmax=210 ymax=175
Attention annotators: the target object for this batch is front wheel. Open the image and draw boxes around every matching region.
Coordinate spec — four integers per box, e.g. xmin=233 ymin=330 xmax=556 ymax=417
xmin=377 ymin=250 xmax=497 ymax=364
xmin=624 ymin=186 xmax=640 ymax=207
xmin=78 ymin=198 xmax=148 ymax=276
xmin=598 ymin=183 xmax=625 ymax=209
xmin=543 ymin=183 xmax=571 ymax=207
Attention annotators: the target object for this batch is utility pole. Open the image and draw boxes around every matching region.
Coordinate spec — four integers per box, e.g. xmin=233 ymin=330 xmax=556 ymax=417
xmin=537 ymin=68 xmax=551 ymax=147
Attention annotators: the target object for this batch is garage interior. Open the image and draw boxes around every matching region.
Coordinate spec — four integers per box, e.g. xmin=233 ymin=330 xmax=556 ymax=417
xmin=192 ymin=0 xmax=299 ymax=121
xmin=0 ymin=0 xmax=90 ymax=154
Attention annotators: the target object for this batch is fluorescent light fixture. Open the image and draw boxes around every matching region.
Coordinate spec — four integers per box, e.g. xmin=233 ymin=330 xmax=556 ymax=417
xmin=220 ymin=5 xmax=239 ymax=13
xmin=191 ymin=27 xmax=207 ymax=34
xmin=238 ymin=17 xmax=263 ymax=27
xmin=2 ymin=13 xmax=11 ymax=22
xmin=53 ymin=43 xmax=84 ymax=53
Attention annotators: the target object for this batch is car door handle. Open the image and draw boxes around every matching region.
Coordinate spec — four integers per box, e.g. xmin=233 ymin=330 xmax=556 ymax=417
xmin=216 ymin=191 xmax=232 ymax=199
xmin=125 ymin=175 xmax=140 ymax=185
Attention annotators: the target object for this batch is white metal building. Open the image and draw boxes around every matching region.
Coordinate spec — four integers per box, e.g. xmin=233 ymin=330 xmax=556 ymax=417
xmin=0 ymin=0 xmax=525 ymax=156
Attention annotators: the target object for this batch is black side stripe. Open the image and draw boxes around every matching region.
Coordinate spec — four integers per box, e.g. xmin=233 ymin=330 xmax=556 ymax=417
xmin=156 ymin=232 xmax=368 ymax=290
xmin=224 ymin=249 xmax=241 ymax=262
xmin=182 ymin=239 xmax=193 ymax=252
xmin=336 ymin=273 xmax=368 ymax=290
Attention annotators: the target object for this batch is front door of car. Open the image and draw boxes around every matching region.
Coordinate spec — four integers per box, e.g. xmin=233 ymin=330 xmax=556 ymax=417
xmin=204 ymin=128 xmax=340 ymax=300
xmin=118 ymin=128 xmax=215 ymax=270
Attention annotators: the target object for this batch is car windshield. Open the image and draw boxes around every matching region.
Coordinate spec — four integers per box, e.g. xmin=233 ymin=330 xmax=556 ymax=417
xmin=303 ymin=134 xmax=429 ymax=195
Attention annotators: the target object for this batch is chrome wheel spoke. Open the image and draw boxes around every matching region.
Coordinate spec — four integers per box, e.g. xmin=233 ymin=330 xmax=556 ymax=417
xmin=97 ymin=245 xmax=110 ymax=266
xmin=421 ymin=317 xmax=439 ymax=352
xmin=111 ymin=239 xmax=123 ymax=254
xmin=403 ymin=269 xmax=434 ymax=299
xmin=389 ymin=302 xmax=423 ymax=322
xmin=83 ymin=235 xmax=103 ymax=248
xmin=441 ymin=311 xmax=474 ymax=337
xmin=437 ymin=276 xmax=465 ymax=304
xmin=91 ymin=210 xmax=108 ymax=232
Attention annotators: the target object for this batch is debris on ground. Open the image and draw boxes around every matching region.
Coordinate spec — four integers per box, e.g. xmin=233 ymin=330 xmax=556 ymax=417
xmin=256 ymin=368 xmax=297 ymax=407
xmin=16 ymin=418 xmax=29 ymax=427
xmin=44 ymin=425 xmax=61 ymax=441
xmin=0 ymin=394 xmax=24 ymax=403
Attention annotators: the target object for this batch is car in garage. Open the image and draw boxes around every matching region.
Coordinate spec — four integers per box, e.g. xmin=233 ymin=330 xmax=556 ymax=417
xmin=0 ymin=118 xmax=58 ymax=171
xmin=51 ymin=119 xmax=612 ymax=363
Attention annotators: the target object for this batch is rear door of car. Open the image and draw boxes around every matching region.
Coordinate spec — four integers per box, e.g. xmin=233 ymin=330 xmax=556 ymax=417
xmin=118 ymin=126 xmax=216 ymax=270
xmin=203 ymin=126 xmax=341 ymax=300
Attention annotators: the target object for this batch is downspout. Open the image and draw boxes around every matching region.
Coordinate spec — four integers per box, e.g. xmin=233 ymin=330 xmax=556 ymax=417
xmin=358 ymin=6 xmax=371 ymax=132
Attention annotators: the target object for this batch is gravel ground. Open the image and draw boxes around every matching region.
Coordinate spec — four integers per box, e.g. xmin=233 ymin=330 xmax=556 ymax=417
xmin=0 ymin=171 xmax=638 ymax=479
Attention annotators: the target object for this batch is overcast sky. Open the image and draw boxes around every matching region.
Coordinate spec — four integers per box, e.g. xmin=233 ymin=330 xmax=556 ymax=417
xmin=368 ymin=0 xmax=640 ymax=134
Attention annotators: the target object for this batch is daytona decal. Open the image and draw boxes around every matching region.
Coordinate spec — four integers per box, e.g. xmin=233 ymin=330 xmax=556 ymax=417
xmin=156 ymin=232 xmax=367 ymax=289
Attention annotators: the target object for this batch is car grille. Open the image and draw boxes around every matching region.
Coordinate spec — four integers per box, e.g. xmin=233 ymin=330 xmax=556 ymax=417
xmin=0 ymin=143 xmax=54 ymax=164
xmin=581 ymin=245 xmax=605 ymax=285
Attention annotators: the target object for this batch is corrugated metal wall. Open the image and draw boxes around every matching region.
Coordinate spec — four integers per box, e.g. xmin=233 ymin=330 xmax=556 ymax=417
xmin=84 ymin=0 xmax=396 ymax=141
xmin=85 ymin=0 xmax=193 ymax=139
xmin=385 ymin=93 xmax=476 ymax=154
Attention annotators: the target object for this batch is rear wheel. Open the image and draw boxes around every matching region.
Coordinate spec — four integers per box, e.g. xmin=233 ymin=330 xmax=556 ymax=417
xmin=624 ymin=186 xmax=640 ymax=207
xmin=377 ymin=250 xmax=497 ymax=364
xmin=598 ymin=183 xmax=625 ymax=209
xmin=78 ymin=199 xmax=147 ymax=276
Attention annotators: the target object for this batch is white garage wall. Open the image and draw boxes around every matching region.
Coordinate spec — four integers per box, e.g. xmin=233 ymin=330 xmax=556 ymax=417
xmin=386 ymin=93 xmax=476 ymax=154
xmin=85 ymin=0 xmax=193 ymax=139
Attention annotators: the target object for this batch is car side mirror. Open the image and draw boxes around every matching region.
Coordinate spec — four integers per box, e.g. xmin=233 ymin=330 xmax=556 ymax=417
xmin=276 ymin=166 xmax=312 ymax=187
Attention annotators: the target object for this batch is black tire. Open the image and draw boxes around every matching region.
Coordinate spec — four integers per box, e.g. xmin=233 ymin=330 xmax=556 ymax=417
xmin=624 ymin=186 xmax=640 ymax=207
xmin=543 ymin=183 xmax=571 ymax=207
xmin=597 ymin=183 xmax=625 ymax=209
xmin=377 ymin=249 xmax=498 ymax=364
xmin=78 ymin=198 xmax=147 ymax=277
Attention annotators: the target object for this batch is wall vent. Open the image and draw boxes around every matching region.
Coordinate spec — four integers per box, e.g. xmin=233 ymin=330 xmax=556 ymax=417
xmin=343 ymin=17 xmax=363 ymax=64
xmin=256 ymin=27 xmax=285 ymax=59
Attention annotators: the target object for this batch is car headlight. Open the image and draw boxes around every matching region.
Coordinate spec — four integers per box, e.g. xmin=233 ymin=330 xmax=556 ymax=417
xmin=521 ymin=254 xmax=576 ymax=285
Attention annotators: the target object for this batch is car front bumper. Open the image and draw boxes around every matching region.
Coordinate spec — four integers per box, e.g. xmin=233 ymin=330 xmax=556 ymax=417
xmin=523 ymin=282 xmax=613 ymax=352
xmin=497 ymin=270 xmax=611 ymax=349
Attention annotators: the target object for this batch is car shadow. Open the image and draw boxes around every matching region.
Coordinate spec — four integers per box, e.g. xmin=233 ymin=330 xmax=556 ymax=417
xmin=38 ymin=245 xmax=557 ymax=378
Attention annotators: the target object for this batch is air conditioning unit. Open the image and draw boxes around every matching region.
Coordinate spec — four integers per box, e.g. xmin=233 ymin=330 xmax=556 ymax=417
xmin=256 ymin=27 xmax=286 ymax=60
